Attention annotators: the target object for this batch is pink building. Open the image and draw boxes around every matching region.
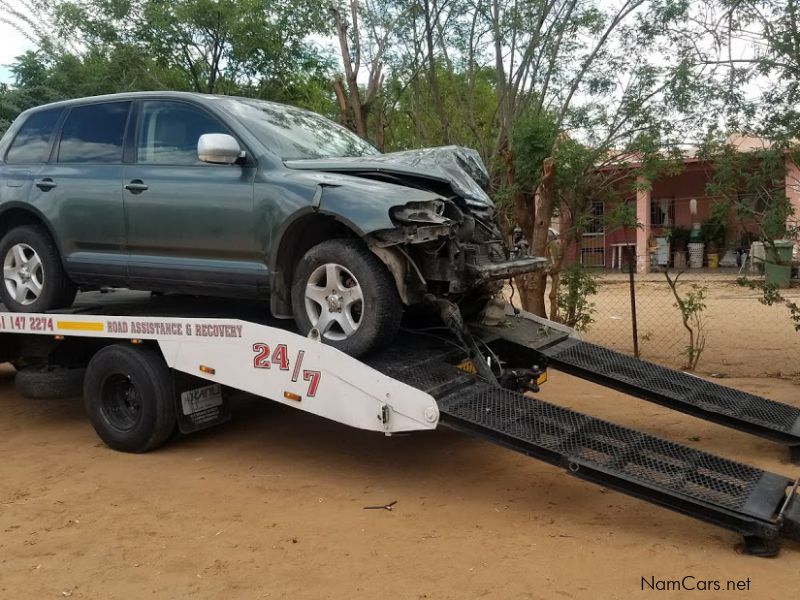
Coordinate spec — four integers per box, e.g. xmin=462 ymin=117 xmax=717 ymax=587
xmin=563 ymin=138 xmax=800 ymax=273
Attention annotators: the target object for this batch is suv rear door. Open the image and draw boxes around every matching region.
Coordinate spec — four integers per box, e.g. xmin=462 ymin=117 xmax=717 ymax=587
xmin=123 ymin=99 xmax=259 ymax=295
xmin=29 ymin=100 xmax=132 ymax=286
xmin=1 ymin=107 xmax=63 ymax=206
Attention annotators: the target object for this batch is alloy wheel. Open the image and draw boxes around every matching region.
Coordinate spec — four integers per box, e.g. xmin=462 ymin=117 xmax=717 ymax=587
xmin=3 ymin=243 xmax=44 ymax=306
xmin=304 ymin=263 xmax=364 ymax=341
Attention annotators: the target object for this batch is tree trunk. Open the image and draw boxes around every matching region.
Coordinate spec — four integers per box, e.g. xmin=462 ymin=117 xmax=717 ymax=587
xmin=514 ymin=157 xmax=555 ymax=317
xmin=347 ymin=73 xmax=368 ymax=138
xmin=333 ymin=76 xmax=351 ymax=128
xmin=332 ymin=2 xmax=368 ymax=138
xmin=547 ymin=235 xmax=567 ymax=320
xmin=548 ymin=269 xmax=561 ymax=323
xmin=422 ymin=0 xmax=450 ymax=144
xmin=374 ymin=103 xmax=386 ymax=151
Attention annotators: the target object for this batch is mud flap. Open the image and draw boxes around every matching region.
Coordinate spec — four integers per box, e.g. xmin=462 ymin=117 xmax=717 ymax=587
xmin=0 ymin=334 xmax=21 ymax=364
xmin=173 ymin=372 xmax=232 ymax=434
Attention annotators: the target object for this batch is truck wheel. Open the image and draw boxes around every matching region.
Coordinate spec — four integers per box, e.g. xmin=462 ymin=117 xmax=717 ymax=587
xmin=0 ymin=225 xmax=77 ymax=313
xmin=291 ymin=239 xmax=401 ymax=357
xmin=84 ymin=344 xmax=176 ymax=453
xmin=15 ymin=365 xmax=85 ymax=399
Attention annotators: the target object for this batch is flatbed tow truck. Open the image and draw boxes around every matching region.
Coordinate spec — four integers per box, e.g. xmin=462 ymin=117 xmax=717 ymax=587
xmin=1 ymin=291 xmax=800 ymax=557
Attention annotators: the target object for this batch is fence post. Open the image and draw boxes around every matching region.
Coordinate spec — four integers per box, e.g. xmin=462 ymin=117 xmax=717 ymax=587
xmin=626 ymin=245 xmax=640 ymax=358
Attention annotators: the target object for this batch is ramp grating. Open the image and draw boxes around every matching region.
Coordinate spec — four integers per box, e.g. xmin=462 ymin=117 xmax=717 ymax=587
xmin=438 ymin=383 xmax=763 ymax=512
xmin=541 ymin=340 xmax=800 ymax=442
xmin=369 ymin=345 xmax=800 ymax=547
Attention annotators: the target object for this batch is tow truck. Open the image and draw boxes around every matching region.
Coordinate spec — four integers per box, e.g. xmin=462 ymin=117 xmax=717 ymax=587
xmin=1 ymin=291 xmax=799 ymax=557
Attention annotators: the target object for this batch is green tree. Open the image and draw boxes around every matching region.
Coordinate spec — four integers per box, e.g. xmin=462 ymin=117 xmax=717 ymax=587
xmin=699 ymin=136 xmax=798 ymax=249
xmin=450 ymin=0 xmax=713 ymax=316
xmin=1 ymin=0 xmax=335 ymax=107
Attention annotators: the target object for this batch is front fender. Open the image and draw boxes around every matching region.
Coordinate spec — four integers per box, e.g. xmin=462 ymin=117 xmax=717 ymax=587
xmin=316 ymin=181 xmax=444 ymax=235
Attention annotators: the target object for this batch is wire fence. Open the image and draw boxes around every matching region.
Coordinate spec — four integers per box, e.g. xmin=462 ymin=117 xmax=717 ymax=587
xmin=568 ymin=257 xmax=800 ymax=378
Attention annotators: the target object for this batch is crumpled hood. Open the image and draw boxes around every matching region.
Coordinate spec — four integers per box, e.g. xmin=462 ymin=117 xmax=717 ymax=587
xmin=284 ymin=145 xmax=493 ymax=208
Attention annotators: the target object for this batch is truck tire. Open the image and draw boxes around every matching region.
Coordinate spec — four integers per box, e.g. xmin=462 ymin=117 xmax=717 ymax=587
xmin=291 ymin=238 xmax=401 ymax=357
xmin=15 ymin=365 xmax=85 ymax=399
xmin=84 ymin=344 xmax=176 ymax=453
xmin=0 ymin=225 xmax=77 ymax=313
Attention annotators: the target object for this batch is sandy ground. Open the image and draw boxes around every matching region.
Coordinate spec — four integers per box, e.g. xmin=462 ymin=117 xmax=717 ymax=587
xmin=581 ymin=278 xmax=800 ymax=378
xmin=1 ymin=360 xmax=799 ymax=599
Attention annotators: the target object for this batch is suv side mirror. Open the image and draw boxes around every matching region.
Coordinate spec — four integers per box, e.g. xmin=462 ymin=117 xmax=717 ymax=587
xmin=198 ymin=133 xmax=244 ymax=164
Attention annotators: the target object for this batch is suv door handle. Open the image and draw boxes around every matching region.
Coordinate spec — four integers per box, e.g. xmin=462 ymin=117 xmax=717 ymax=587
xmin=125 ymin=179 xmax=149 ymax=193
xmin=35 ymin=178 xmax=57 ymax=191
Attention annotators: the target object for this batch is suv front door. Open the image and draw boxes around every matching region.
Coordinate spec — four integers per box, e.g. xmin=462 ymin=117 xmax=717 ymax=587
xmin=123 ymin=100 xmax=259 ymax=296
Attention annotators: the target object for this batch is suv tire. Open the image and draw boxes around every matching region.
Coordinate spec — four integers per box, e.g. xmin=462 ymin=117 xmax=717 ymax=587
xmin=0 ymin=225 xmax=77 ymax=312
xmin=291 ymin=239 xmax=401 ymax=357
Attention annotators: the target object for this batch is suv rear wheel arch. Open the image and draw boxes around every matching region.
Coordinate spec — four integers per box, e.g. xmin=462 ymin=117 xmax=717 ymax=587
xmin=0 ymin=205 xmax=67 ymax=265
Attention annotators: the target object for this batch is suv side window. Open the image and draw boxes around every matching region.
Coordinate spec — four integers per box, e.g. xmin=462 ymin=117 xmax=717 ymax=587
xmin=57 ymin=101 xmax=131 ymax=164
xmin=5 ymin=108 xmax=62 ymax=164
xmin=137 ymin=101 xmax=228 ymax=165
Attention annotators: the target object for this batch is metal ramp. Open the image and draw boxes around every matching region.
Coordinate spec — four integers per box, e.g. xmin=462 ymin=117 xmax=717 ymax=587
xmin=369 ymin=343 xmax=800 ymax=556
xmin=539 ymin=338 xmax=800 ymax=461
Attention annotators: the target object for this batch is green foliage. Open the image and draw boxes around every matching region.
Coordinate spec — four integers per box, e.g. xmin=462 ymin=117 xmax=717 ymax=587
xmin=665 ymin=270 xmax=708 ymax=371
xmin=605 ymin=201 xmax=641 ymax=232
xmin=701 ymin=200 xmax=730 ymax=250
xmin=737 ymin=277 xmax=800 ymax=332
xmin=699 ymin=137 xmax=796 ymax=244
xmin=0 ymin=0 xmax=336 ymax=137
xmin=669 ymin=226 xmax=691 ymax=251
xmin=492 ymin=184 xmax=516 ymax=208
xmin=712 ymin=0 xmax=800 ymax=139
xmin=510 ymin=113 xmax=559 ymax=191
xmin=0 ymin=45 xmax=191 ymax=135
xmin=556 ymin=264 xmax=598 ymax=332
xmin=385 ymin=64 xmax=498 ymax=157
xmin=508 ymin=114 xmax=605 ymax=255
xmin=551 ymin=138 xmax=601 ymax=203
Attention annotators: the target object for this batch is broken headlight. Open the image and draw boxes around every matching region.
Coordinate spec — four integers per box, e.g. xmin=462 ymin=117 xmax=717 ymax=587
xmin=390 ymin=200 xmax=450 ymax=225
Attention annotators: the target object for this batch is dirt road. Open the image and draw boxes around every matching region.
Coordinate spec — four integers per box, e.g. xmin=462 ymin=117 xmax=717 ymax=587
xmin=1 ymin=362 xmax=799 ymax=599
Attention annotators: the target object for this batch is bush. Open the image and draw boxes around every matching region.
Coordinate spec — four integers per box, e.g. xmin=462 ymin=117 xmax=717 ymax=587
xmin=557 ymin=264 xmax=598 ymax=331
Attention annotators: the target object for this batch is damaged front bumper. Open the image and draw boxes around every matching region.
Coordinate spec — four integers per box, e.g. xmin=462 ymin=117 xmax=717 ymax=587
xmin=467 ymin=256 xmax=549 ymax=281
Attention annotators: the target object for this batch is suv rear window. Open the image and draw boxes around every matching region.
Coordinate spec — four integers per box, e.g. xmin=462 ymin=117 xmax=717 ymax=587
xmin=58 ymin=102 xmax=131 ymax=164
xmin=5 ymin=108 xmax=62 ymax=164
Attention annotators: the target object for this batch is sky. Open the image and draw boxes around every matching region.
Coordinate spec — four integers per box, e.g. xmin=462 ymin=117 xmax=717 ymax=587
xmin=0 ymin=19 xmax=31 ymax=84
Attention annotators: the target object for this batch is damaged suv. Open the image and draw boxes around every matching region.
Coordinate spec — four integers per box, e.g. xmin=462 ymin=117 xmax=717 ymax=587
xmin=0 ymin=92 xmax=546 ymax=356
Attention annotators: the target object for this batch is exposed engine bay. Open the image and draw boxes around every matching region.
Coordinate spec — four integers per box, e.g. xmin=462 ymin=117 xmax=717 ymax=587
xmin=369 ymin=196 xmax=547 ymax=305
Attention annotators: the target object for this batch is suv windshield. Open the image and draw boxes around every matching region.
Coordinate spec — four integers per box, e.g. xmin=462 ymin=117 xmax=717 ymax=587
xmin=221 ymin=98 xmax=379 ymax=160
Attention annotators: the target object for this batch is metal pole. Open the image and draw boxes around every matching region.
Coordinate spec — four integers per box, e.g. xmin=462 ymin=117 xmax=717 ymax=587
xmin=626 ymin=245 xmax=640 ymax=358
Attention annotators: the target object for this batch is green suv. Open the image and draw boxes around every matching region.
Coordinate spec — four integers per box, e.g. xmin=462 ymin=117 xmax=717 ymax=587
xmin=0 ymin=92 xmax=545 ymax=356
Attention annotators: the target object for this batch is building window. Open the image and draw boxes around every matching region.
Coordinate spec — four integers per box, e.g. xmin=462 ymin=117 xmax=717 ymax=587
xmin=651 ymin=198 xmax=675 ymax=227
xmin=581 ymin=200 xmax=606 ymax=267
xmin=585 ymin=199 xmax=604 ymax=234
